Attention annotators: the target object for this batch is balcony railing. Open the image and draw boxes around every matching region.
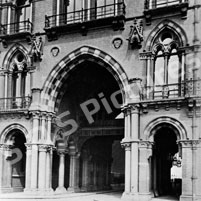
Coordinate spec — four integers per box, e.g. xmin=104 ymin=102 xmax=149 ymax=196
xmin=45 ymin=2 xmax=125 ymax=28
xmin=0 ymin=96 xmax=31 ymax=111
xmin=142 ymin=80 xmax=201 ymax=100
xmin=0 ymin=19 xmax=33 ymax=35
xmin=145 ymin=0 xmax=187 ymax=10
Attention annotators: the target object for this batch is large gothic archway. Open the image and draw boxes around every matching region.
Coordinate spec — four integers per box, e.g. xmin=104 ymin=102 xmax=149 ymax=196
xmin=51 ymin=54 xmax=125 ymax=192
xmin=41 ymin=46 xmax=129 ymax=112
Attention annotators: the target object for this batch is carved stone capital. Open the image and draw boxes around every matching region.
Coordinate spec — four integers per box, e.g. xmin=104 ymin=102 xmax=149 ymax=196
xmin=25 ymin=143 xmax=32 ymax=150
xmin=121 ymin=141 xmax=131 ymax=151
xmin=39 ymin=144 xmax=53 ymax=152
xmin=178 ymin=140 xmax=200 ymax=148
xmin=139 ymin=141 xmax=154 ymax=149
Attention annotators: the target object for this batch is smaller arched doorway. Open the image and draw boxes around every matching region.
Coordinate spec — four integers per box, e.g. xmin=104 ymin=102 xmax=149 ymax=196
xmin=151 ymin=124 xmax=182 ymax=198
xmin=4 ymin=129 xmax=26 ymax=192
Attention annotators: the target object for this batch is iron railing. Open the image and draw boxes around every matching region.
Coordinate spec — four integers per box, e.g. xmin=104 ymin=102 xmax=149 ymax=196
xmin=142 ymin=80 xmax=201 ymax=100
xmin=0 ymin=19 xmax=33 ymax=35
xmin=145 ymin=0 xmax=188 ymax=9
xmin=45 ymin=1 xmax=125 ymax=28
xmin=0 ymin=96 xmax=31 ymax=111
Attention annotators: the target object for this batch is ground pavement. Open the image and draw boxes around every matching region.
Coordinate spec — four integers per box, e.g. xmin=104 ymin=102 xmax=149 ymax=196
xmin=0 ymin=191 xmax=178 ymax=201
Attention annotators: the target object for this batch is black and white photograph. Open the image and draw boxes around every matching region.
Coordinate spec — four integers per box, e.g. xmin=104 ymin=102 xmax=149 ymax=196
xmin=0 ymin=0 xmax=200 ymax=201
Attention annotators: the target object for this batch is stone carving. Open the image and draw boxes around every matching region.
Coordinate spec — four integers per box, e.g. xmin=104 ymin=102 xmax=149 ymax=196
xmin=28 ymin=35 xmax=43 ymax=62
xmin=127 ymin=19 xmax=143 ymax=49
xmin=112 ymin=38 xmax=123 ymax=49
xmin=51 ymin=47 xmax=60 ymax=57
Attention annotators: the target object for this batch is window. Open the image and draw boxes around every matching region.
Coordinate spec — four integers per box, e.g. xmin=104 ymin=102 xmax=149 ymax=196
xmin=53 ymin=0 xmax=124 ymax=25
xmin=146 ymin=0 xmax=186 ymax=9
xmin=146 ymin=30 xmax=185 ymax=99
xmin=0 ymin=0 xmax=32 ymax=35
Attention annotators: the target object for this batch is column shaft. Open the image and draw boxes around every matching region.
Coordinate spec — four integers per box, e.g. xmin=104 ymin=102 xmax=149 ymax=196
xmin=124 ymin=144 xmax=131 ymax=194
xmin=38 ymin=147 xmax=47 ymax=189
xmin=56 ymin=152 xmax=66 ymax=192
xmin=131 ymin=109 xmax=139 ymax=194
xmin=25 ymin=145 xmax=32 ymax=191
xmin=46 ymin=148 xmax=53 ymax=191
xmin=0 ymin=72 xmax=5 ymax=98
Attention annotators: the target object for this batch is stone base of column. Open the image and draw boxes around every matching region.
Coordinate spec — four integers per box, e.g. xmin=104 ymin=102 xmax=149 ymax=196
xmin=23 ymin=188 xmax=38 ymax=193
xmin=55 ymin=187 xmax=67 ymax=193
xmin=121 ymin=192 xmax=133 ymax=201
xmin=137 ymin=193 xmax=152 ymax=201
xmin=121 ymin=192 xmax=152 ymax=201
xmin=0 ymin=187 xmax=13 ymax=193
xmin=180 ymin=195 xmax=201 ymax=201
xmin=67 ymin=186 xmax=80 ymax=193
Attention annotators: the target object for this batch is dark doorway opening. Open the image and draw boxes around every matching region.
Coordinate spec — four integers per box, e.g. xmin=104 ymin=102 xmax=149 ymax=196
xmin=152 ymin=126 xmax=182 ymax=198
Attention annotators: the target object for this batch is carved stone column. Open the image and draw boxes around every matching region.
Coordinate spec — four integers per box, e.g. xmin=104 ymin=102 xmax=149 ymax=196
xmin=46 ymin=145 xmax=53 ymax=192
xmin=179 ymin=140 xmax=200 ymax=201
xmin=0 ymin=145 xmax=4 ymax=192
xmin=30 ymin=113 xmax=40 ymax=191
xmin=0 ymin=71 xmax=5 ymax=98
xmin=138 ymin=141 xmax=153 ymax=201
xmin=40 ymin=113 xmax=47 ymax=141
xmin=38 ymin=145 xmax=48 ymax=190
xmin=68 ymin=153 xmax=80 ymax=192
xmin=121 ymin=142 xmax=131 ymax=199
xmin=56 ymin=151 xmax=67 ymax=193
xmin=130 ymin=106 xmax=139 ymax=195
xmin=24 ymin=144 xmax=32 ymax=192
xmin=0 ymin=145 xmax=12 ymax=193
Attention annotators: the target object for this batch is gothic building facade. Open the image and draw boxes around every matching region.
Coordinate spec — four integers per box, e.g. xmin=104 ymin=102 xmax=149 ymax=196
xmin=0 ymin=0 xmax=200 ymax=201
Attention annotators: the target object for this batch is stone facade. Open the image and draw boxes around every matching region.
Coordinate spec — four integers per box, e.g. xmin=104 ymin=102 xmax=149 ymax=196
xmin=0 ymin=0 xmax=200 ymax=201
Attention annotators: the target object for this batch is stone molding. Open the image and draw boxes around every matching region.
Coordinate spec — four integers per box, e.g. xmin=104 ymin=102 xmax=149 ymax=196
xmin=121 ymin=141 xmax=131 ymax=151
xmin=178 ymin=140 xmax=201 ymax=148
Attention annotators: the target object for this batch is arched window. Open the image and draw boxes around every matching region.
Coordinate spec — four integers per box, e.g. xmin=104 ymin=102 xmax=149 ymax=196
xmin=146 ymin=30 xmax=185 ymax=99
xmin=0 ymin=0 xmax=32 ymax=34
xmin=5 ymin=51 xmax=31 ymax=109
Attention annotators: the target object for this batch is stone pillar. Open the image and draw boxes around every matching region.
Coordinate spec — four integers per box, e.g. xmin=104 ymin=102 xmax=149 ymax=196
xmin=30 ymin=113 xmax=40 ymax=191
xmin=0 ymin=71 xmax=5 ymax=99
xmin=81 ymin=151 xmax=89 ymax=191
xmin=38 ymin=145 xmax=47 ymax=190
xmin=1 ymin=145 xmax=12 ymax=193
xmin=46 ymin=114 xmax=53 ymax=143
xmin=0 ymin=145 xmax=4 ymax=192
xmin=138 ymin=141 xmax=153 ymax=201
xmin=121 ymin=142 xmax=131 ymax=199
xmin=56 ymin=152 xmax=66 ymax=192
xmin=24 ymin=144 xmax=32 ymax=192
xmin=68 ymin=153 xmax=80 ymax=192
xmin=46 ymin=145 xmax=53 ymax=192
xmin=40 ymin=113 xmax=47 ymax=141
xmin=130 ymin=106 xmax=139 ymax=195
xmin=179 ymin=140 xmax=199 ymax=201
xmin=7 ymin=73 xmax=12 ymax=98
xmin=25 ymin=72 xmax=31 ymax=97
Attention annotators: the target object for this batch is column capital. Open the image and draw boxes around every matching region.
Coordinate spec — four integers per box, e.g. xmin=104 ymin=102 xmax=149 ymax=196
xmin=122 ymin=104 xmax=140 ymax=115
xmin=31 ymin=111 xmax=40 ymax=119
xmin=178 ymin=140 xmax=201 ymax=148
xmin=39 ymin=144 xmax=54 ymax=152
xmin=121 ymin=142 xmax=131 ymax=151
xmin=139 ymin=140 xmax=154 ymax=149
xmin=25 ymin=143 xmax=32 ymax=150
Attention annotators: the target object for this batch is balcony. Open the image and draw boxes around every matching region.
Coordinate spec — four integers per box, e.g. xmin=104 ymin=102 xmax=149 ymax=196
xmin=0 ymin=96 xmax=31 ymax=112
xmin=44 ymin=1 xmax=126 ymax=40
xmin=142 ymin=80 xmax=201 ymax=101
xmin=0 ymin=20 xmax=33 ymax=47
xmin=144 ymin=0 xmax=189 ymax=24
